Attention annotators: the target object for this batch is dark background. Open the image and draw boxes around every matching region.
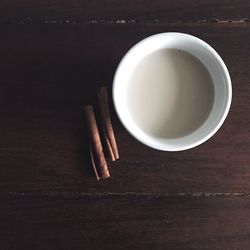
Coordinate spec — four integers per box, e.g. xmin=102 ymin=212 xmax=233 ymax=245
xmin=0 ymin=1 xmax=250 ymax=249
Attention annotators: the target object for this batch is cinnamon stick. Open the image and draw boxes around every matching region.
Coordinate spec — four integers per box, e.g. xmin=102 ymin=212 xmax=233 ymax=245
xmin=98 ymin=86 xmax=119 ymax=161
xmin=89 ymin=142 xmax=101 ymax=180
xmin=84 ymin=105 xmax=110 ymax=179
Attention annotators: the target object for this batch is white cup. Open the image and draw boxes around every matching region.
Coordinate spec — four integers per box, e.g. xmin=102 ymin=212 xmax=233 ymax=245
xmin=112 ymin=32 xmax=232 ymax=151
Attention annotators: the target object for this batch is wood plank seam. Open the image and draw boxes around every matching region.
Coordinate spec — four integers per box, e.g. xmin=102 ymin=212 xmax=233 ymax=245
xmin=3 ymin=192 xmax=250 ymax=198
xmin=0 ymin=18 xmax=249 ymax=25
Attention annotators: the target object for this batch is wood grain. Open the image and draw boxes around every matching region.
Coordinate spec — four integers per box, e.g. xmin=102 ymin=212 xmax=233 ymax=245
xmin=0 ymin=0 xmax=249 ymax=22
xmin=0 ymin=2 xmax=250 ymax=249
xmin=1 ymin=194 xmax=250 ymax=249
xmin=0 ymin=23 xmax=249 ymax=193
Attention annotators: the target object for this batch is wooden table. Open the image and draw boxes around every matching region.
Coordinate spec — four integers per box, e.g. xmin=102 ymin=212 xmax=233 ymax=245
xmin=0 ymin=1 xmax=250 ymax=249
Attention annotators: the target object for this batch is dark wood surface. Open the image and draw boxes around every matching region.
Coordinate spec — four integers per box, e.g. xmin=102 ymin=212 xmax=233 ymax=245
xmin=1 ymin=0 xmax=250 ymax=22
xmin=0 ymin=1 xmax=250 ymax=249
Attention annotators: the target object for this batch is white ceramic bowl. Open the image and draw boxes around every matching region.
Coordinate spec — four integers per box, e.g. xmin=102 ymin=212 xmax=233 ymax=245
xmin=113 ymin=32 xmax=232 ymax=151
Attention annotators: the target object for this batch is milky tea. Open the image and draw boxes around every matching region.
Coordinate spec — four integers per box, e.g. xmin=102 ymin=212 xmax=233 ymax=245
xmin=126 ymin=49 xmax=215 ymax=139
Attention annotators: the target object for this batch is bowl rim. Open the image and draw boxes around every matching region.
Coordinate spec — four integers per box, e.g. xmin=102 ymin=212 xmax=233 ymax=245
xmin=112 ymin=32 xmax=232 ymax=151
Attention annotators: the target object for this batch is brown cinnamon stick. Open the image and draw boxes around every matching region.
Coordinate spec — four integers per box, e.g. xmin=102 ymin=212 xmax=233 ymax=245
xmin=89 ymin=141 xmax=101 ymax=180
xmin=84 ymin=105 xmax=110 ymax=179
xmin=98 ymin=86 xmax=119 ymax=161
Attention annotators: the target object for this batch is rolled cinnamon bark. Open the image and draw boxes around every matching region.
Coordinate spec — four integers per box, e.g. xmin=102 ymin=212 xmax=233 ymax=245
xmin=84 ymin=105 xmax=110 ymax=179
xmin=98 ymin=86 xmax=119 ymax=161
